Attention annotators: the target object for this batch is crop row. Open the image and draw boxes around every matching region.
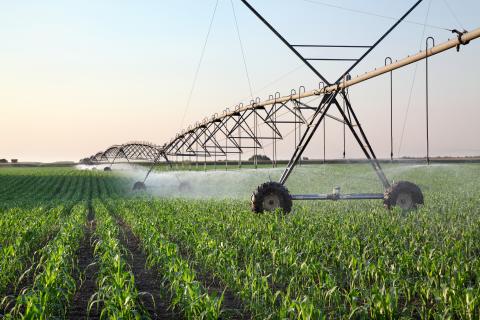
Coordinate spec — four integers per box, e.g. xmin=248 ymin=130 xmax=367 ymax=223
xmin=0 ymin=169 xmax=82 ymax=206
xmin=3 ymin=203 xmax=86 ymax=318
xmin=110 ymin=199 xmax=224 ymax=319
xmin=120 ymin=197 xmax=480 ymax=319
xmin=0 ymin=168 xmax=129 ymax=209
xmin=0 ymin=204 xmax=66 ymax=296
xmin=89 ymin=200 xmax=146 ymax=319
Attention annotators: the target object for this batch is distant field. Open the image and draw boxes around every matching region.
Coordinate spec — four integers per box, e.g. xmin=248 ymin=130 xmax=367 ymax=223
xmin=0 ymin=164 xmax=479 ymax=319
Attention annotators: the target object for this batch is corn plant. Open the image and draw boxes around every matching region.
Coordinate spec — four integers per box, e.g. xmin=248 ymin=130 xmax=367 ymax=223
xmin=110 ymin=200 xmax=224 ymax=319
xmin=0 ymin=163 xmax=479 ymax=319
xmin=121 ymin=180 xmax=480 ymax=320
xmin=0 ymin=205 xmax=65 ymax=296
xmin=89 ymin=200 xmax=146 ymax=319
xmin=4 ymin=203 xmax=86 ymax=319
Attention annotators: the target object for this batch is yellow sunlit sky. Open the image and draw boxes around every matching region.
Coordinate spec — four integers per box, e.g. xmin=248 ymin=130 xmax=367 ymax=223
xmin=1 ymin=0 xmax=479 ymax=162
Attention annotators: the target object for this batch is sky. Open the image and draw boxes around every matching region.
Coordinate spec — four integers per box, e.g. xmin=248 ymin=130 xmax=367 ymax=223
xmin=0 ymin=0 xmax=479 ymax=162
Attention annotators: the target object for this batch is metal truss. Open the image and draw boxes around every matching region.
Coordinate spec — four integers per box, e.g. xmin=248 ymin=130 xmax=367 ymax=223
xmin=102 ymin=145 xmax=125 ymax=159
xmin=90 ymin=141 xmax=170 ymax=168
xmin=90 ymin=151 xmax=108 ymax=163
xmin=85 ymin=0 xmax=480 ymax=211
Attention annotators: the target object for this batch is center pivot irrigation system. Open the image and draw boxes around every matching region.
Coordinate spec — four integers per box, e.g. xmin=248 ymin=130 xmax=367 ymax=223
xmin=88 ymin=0 xmax=480 ymax=213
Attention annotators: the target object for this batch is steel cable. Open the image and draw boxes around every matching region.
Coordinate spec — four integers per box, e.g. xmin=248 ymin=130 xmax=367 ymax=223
xmin=441 ymin=0 xmax=465 ymax=30
xmin=179 ymin=0 xmax=219 ymax=129
xmin=299 ymin=0 xmax=451 ymax=31
xmin=397 ymin=0 xmax=433 ymax=156
xmin=231 ymin=0 xmax=253 ymax=98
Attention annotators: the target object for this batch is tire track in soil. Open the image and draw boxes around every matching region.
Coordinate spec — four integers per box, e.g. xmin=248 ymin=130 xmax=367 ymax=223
xmin=115 ymin=218 xmax=179 ymax=320
xmin=67 ymin=203 xmax=100 ymax=319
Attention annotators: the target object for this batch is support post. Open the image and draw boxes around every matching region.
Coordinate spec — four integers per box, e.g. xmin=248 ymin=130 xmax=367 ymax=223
xmin=340 ymin=92 xmax=390 ymax=189
xmin=254 ymin=107 xmax=258 ymax=169
xmin=385 ymin=57 xmax=393 ymax=161
xmin=196 ymin=143 xmax=199 ymax=169
xmin=342 ymin=97 xmax=346 ymax=159
xmin=204 ymin=132 xmax=207 ymax=172
xmin=425 ymin=37 xmax=434 ymax=165
xmin=272 ymin=101 xmax=275 ymax=168
xmin=279 ymin=92 xmax=338 ymax=184
xmin=238 ymin=119 xmax=242 ymax=168
xmin=323 ymin=118 xmax=326 ymax=164
xmin=109 ymin=148 xmax=122 ymax=169
xmin=225 ymin=127 xmax=228 ymax=171
xmin=298 ymin=87 xmax=304 ymax=165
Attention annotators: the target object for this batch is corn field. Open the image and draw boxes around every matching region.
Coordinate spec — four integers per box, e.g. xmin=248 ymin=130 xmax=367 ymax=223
xmin=0 ymin=165 xmax=479 ymax=319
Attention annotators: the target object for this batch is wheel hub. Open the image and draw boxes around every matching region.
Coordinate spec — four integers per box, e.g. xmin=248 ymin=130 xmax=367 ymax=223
xmin=396 ymin=192 xmax=413 ymax=210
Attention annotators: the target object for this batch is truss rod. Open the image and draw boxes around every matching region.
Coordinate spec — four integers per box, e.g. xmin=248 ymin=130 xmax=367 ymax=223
xmin=183 ymin=27 xmax=479 ymax=132
xmin=240 ymin=0 xmax=330 ymax=85
xmin=292 ymin=44 xmax=372 ymax=48
xmin=336 ymin=0 xmax=424 ymax=83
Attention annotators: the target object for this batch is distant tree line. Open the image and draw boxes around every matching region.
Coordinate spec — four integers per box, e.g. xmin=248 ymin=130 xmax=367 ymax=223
xmin=0 ymin=159 xmax=18 ymax=163
xmin=79 ymin=158 xmax=94 ymax=165
xmin=248 ymin=154 xmax=271 ymax=162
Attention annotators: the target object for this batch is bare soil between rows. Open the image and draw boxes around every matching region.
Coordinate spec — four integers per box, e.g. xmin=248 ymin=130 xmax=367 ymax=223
xmin=195 ymin=267 xmax=249 ymax=320
xmin=67 ymin=205 xmax=100 ymax=319
xmin=117 ymin=216 xmax=248 ymax=319
xmin=116 ymin=218 xmax=179 ymax=319
xmin=175 ymin=242 xmax=249 ymax=320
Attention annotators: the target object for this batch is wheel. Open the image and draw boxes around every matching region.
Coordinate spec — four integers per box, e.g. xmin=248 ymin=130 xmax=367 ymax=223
xmin=384 ymin=181 xmax=423 ymax=210
xmin=178 ymin=181 xmax=192 ymax=192
xmin=132 ymin=181 xmax=146 ymax=191
xmin=104 ymin=167 xmax=112 ymax=171
xmin=251 ymin=181 xmax=292 ymax=213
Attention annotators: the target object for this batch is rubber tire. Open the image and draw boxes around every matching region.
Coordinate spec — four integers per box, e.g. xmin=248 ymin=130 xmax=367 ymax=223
xmin=251 ymin=181 xmax=292 ymax=213
xmin=178 ymin=181 xmax=192 ymax=192
xmin=132 ymin=181 xmax=146 ymax=191
xmin=384 ymin=181 xmax=423 ymax=210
